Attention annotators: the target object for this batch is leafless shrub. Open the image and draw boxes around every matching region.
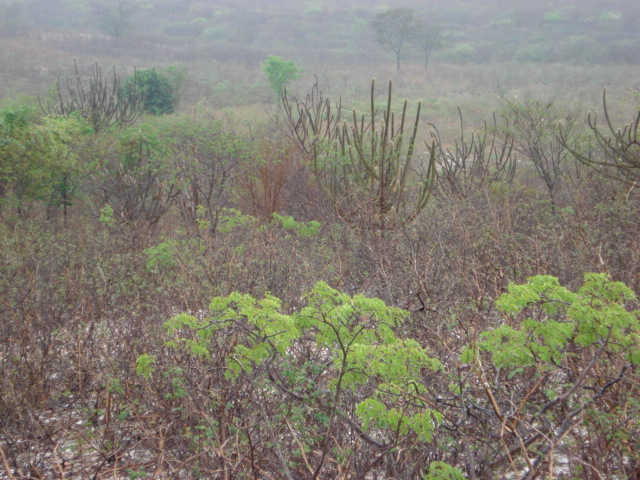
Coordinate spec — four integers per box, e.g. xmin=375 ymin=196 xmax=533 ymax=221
xmin=169 ymin=121 xmax=247 ymax=234
xmin=236 ymin=137 xmax=304 ymax=221
xmin=95 ymin=134 xmax=179 ymax=233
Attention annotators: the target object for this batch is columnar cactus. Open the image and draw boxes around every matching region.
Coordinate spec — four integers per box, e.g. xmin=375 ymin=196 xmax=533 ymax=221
xmin=40 ymin=60 xmax=142 ymax=132
xmin=560 ymin=88 xmax=640 ymax=183
xmin=283 ymin=78 xmax=435 ymax=228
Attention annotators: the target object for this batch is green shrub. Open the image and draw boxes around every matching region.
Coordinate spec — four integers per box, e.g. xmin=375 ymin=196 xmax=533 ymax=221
xmin=543 ymin=11 xmax=567 ymax=24
xmin=163 ymin=21 xmax=199 ymax=36
xmin=201 ymin=25 xmax=232 ymax=40
xmin=514 ymin=42 xmax=552 ymax=62
xmin=126 ymin=69 xmax=179 ymax=115
xmin=443 ymin=42 xmax=475 ymax=63
xmin=262 ymin=55 xmax=299 ymax=103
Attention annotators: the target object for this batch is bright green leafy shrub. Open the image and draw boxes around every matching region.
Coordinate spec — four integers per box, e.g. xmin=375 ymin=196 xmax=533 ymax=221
xmin=461 ymin=273 xmax=640 ymax=478
xmin=135 ymin=353 xmax=156 ymax=379
xmin=272 ymin=212 xmax=321 ymax=238
xmin=424 ymin=461 xmax=466 ymax=480
xmin=164 ymin=281 xmax=448 ymax=472
xmin=478 ymin=273 xmax=639 ymax=369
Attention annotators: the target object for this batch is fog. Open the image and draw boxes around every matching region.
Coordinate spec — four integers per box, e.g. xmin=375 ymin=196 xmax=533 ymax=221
xmin=2 ymin=0 xmax=639 ymax=66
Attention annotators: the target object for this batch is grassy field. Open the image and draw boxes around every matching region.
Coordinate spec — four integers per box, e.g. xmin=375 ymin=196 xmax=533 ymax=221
xmin=3 ymin=28 xmax=639 ymax=134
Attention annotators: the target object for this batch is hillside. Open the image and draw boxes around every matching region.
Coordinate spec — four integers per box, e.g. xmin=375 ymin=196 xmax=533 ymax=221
xmin=1 ymin=1 xmax=639 ymax=479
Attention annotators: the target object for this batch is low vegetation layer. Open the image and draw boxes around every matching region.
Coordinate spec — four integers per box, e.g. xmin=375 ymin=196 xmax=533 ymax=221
xmin=0 ymin=61 xmax=639 ymax=478
xmin=1 ymin=1 xmax=640 ymax=476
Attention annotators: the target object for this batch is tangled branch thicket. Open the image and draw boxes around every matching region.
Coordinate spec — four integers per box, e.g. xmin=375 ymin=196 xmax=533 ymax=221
xmin=1 ymin=80 xmax=639 ymax=479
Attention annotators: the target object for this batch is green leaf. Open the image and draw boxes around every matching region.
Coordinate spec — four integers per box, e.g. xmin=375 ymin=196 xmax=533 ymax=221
xmin=135 ymin=354 xmax=155 ymax=379
xmin=424 ymin=461 xmax=466 ymax=480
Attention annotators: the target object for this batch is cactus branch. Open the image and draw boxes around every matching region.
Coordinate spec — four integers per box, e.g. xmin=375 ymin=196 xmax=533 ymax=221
xmin=282 ymin=78 xmax=435 ymax=228
xmin=560 ymin=88 xmax=640 ymax=183
xmin=40 ymin=60 xmax=142 ymax=132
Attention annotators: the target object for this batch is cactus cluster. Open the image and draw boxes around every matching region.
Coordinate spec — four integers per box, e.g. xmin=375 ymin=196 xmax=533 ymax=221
xmin=283 ymin=78 xmax=435 ymax=228
xmin=429 ymin=108 xmax=517 ymax=199
xmin=40 ymin=60 xmax=142 ymax=132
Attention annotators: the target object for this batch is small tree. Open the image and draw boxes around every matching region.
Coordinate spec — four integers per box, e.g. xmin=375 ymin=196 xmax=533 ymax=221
xmin=500 ymin=99 xmax=581 ymax=212
xmin=0 ymin=105 xmax=44 ymax=213
xmin=0 ymin=105 xmax=92 ymax=219
xmin=263 ymin=55 xmax=299 ymax=103
xmin=462 ymin=273 xmax=640 ymax=478
xmin=370 ymin=7 xmax=416 ymax=71
xmin=95 ymin=124 xmax=179 ymax=230
xmin=413 ymin=20 xmax=445 ymax=69
xmin=168 ymin=119 xmax=249 ymax=234
xmin=91 ymin=0 xmax=140 ymax=39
